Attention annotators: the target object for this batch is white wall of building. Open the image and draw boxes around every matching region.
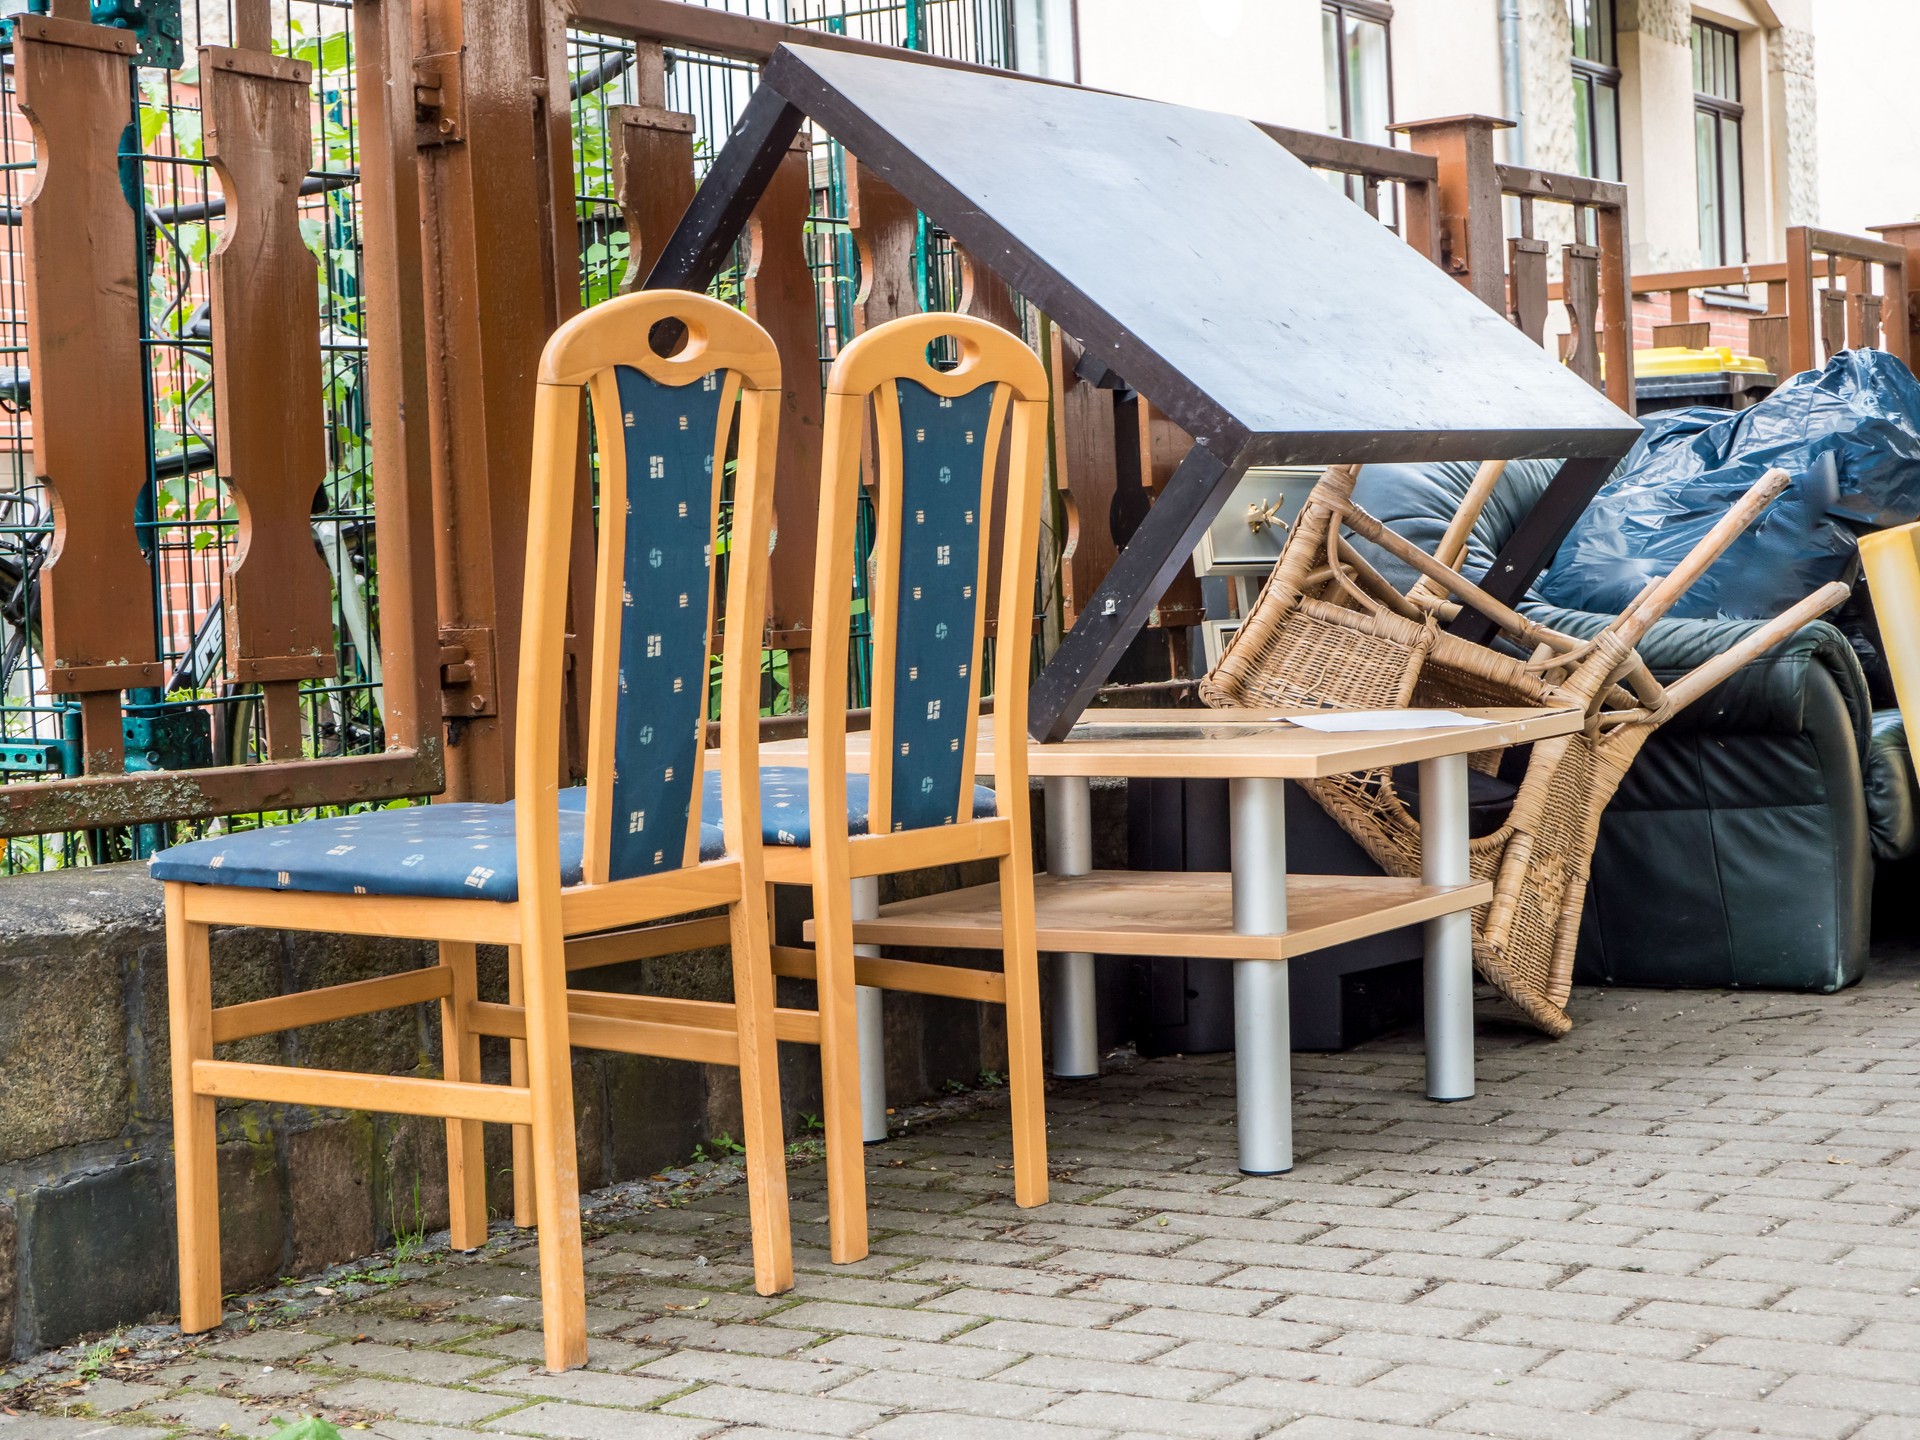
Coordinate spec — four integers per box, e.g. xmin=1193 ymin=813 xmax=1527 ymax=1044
xmin=1812 ymin=0 xmax=1920 ymax=236
xmin=1070 ymin=0 xmax=1324 ymax=128
xmin=1065 ymin=0 xmax=1896 ymax=261
xmin=1390 ymin=0 xmax=1508 ymax=124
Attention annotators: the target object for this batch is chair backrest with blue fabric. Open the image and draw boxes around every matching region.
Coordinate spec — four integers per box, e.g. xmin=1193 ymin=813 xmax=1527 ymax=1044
xmin=809 ymin=313 xmax=1050 ymax=842
xmin=518 ymin=291 xmax=781 ymax=893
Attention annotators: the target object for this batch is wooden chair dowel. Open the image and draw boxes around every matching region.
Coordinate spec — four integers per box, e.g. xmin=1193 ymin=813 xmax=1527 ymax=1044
xmin=1333 ymin=500 xmax=1580 ymax=656
xmin=1661 ymin=581 xmax=1850 ymax=714
xmin=1612 ymin=467 xmax=1794 ymax=645
xmin=1332 ymin=533 xmax=1428 ymax=623
xmin=1413 ymin=459 xmax=1508 ymax=600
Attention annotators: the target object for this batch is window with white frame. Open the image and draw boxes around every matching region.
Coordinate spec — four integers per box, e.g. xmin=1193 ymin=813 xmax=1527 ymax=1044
xmin=1692 ymin=18 xmax=1746 ymax=267
xmin=1569 ymin=0 xmax=1621 ymax=181
xmin=1322 ymin=0 xmax=1393 ymax=147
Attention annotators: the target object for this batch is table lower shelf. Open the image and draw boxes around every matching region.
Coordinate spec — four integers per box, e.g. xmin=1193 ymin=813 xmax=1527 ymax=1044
xmin=844 ymin=870 xmax=1493 ymax=962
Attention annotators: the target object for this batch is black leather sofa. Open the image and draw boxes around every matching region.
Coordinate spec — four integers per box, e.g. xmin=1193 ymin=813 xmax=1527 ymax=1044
xmin=1344 ymin=458 xmax=1920 ymax=993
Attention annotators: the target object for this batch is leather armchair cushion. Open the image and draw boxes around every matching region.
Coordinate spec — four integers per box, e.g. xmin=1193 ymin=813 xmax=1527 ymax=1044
xmin=1577 ymin=652 xmax=1872 ymax=993
xmin=1868 ymin=710 xmax=1918 ymax=862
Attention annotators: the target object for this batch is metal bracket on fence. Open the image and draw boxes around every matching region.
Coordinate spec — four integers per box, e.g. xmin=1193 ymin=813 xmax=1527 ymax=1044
xmin=439 ymin=624 xmax=498 ymax=718
xmin=413 ymin=49 xmax=466 ymax=148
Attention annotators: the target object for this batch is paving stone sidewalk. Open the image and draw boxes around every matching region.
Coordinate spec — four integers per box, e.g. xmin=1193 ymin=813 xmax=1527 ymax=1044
xmin=13 ymin=950 xmax=1920 ymax=1440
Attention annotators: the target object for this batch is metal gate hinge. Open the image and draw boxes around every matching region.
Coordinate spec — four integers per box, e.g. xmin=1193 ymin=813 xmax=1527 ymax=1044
xmin=438 ymin=624 xmax=497 ymax=718
xmin=413 ymin=48 xmax=466 ymax=147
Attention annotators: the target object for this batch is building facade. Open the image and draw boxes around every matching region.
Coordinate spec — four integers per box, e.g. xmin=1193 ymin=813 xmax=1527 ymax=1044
xmin=1036 ymin=0 xmax=1898 ymax=287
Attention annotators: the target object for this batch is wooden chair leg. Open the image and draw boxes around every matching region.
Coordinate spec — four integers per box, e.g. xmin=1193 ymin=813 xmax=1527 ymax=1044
xmin=997 ymin=854 xmax=1050 ymax=1209
xmin=811 ymin=862 xmax=869 ymax=1263
xmin=165 ymin=885 xmax=223 ymax=1333
xmin=439 ymin=940 xmax=489 ymax=1251
xmin=520 ymin=926 xmax=588 ymax=1371
xmin=507 ymin=943 xmax=536 ymax=1229
xmin=728 ymin=891 xmax=793 ymax=1295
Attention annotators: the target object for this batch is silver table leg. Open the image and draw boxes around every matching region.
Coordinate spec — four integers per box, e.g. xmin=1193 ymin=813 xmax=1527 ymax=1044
xmin=1230 ymin=776 xmax=1291 ymax=1175
xmin=1419 ymin=752 xmax=1475 ymax=1102
xmin=1045 ymin=775 xmax=1100 ymax=1078
xmin=852 ymin=876 xmax=889 ymax=1142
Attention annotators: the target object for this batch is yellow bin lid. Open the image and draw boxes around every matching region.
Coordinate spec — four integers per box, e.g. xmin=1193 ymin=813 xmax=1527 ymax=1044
xmin=1634 ymin=345 xmax=1773 ymax=377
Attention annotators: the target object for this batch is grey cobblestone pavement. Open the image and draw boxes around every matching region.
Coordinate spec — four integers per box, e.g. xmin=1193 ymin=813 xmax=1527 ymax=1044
xmin=13 ymin=950 xmax=1920 ymax=1440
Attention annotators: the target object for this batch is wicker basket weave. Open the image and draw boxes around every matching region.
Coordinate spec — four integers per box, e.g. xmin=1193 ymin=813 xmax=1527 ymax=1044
xmin=1201 ymin=462 xmax=1847 ymax=1037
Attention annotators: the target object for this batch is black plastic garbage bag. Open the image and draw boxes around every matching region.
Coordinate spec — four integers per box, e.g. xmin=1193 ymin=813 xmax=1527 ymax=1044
xmin=1539 ymin=348 xmax=1920 ymax=620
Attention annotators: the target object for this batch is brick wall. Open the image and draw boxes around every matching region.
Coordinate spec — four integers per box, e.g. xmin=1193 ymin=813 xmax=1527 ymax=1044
xmin=1630 ymin=297 xmax=1761 ymax=355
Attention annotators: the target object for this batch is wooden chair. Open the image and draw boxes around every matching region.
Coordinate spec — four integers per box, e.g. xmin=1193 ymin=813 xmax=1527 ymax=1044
xmin=763 ymin=312 xmax=1052 ymax=1263
xmin=150 ymin=290 xmax=792 ymax=1371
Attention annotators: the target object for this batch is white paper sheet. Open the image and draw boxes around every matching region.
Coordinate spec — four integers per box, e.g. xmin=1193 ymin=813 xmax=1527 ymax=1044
xmin=1282 ymin=709 xmax=1497 ymax=733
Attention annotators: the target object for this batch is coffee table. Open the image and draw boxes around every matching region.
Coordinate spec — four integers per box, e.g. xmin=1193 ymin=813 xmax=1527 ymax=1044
xmin=760 ymin=706 xmax=1584 ymax=1174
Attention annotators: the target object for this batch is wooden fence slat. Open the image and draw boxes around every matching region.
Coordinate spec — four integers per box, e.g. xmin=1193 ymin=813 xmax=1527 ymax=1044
xmin=848 ymin=158 xmax=918 ymax=336
xmin=1049 ymin=328 xmax=1118 ymax=628
xmin=203 ymin=45 xmax=338 ymax=762
xmin=612 ymin=94 xmax=695 ymax=292
xmin=954 ymin=239 xmax=1031 ymax=645
xmin=1561 ymin=243 xmax=1601 ymax=390
xmin=1507 ymin=237 xmax=1549 ymax=345
xmin=1136 ymin=398 xmax=1204 ymax=673
xmin=744 ymin=134 xmax=825 ymax=706
xmin=15 ymin=16 xmax=158 ymax=772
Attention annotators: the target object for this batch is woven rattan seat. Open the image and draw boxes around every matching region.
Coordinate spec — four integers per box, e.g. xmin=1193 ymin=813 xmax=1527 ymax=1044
xmin=1201 ymin=461 xmax=1850 ymax=1035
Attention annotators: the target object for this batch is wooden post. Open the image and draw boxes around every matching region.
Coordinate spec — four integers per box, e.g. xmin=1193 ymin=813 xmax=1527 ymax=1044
xmin=1869 ymin=220 xmax=1919 ymax=367
xmin=1595 ymin=201 xmax=1635 ymax=414
xmin=14 ymin=16 xmax=158 ymax=774
xmin=1785 ymin=225 xmax=1817 ymax=377
xmin=413 ymin=0 xmax=583 ymax=801
xmin=352 ymin=0 xmax=444 ymax=779
xmin=744 ymin=135 xmax=826 ymax=710
xmin=1392 ymin=116 xmax=1512 ymax=311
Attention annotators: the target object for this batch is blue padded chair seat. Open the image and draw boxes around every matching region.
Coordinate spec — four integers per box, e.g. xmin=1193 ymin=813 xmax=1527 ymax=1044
xmin=148 ymin=802 xmax=593 ymax=902
xmin=149 ymin=769 xmax=997 ymax=901
xmin=746 ymin=767 xmax=997 ymax=847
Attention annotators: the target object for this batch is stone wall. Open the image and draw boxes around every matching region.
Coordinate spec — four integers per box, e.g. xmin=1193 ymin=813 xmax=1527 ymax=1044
xmin=0 ymin=789 xmax=1129 ymax=1356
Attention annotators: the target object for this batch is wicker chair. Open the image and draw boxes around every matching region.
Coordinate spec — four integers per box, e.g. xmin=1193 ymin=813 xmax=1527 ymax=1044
xmin=1200 ymin=461 xmax=1849 ymax=1035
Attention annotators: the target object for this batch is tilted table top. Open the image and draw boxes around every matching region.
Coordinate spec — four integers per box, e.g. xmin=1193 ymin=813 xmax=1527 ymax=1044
xmin=745 ymin=707 xmax=1586 ymax=781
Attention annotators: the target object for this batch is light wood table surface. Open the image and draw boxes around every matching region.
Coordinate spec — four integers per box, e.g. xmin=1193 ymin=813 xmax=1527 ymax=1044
xmin=748 ymin=705 xmax=1586 ymax=1174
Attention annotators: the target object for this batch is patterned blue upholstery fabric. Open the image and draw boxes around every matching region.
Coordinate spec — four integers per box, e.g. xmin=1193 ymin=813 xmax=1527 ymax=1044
xmin=605 ymin=363 xmax=728 ymax=880
xmin=148 ymin=803 xmax=588 ymax=903
xmin=730 ymin=767 xmax=997 ymax=847
xmin=148 ymin=770 xmax=997 ymax=901
xmin=887 ymin=378 xmax=998 ymax=831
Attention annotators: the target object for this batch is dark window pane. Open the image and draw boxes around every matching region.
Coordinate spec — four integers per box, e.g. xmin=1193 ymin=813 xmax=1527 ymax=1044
xmin=1594 ymin=80 xmax=1619 ymax=181
xmin=1323 ymin=6 xmax=1343 ymax=134
xmin=1722 ymin=111 xmax=1745 ymax=262
xmin=1696 ymin=108 xmax=1721 ymax=265
xmin=1346 ymin=15 xmax=1391 ymax=146
xmin=1573 ymin=73 xmax=1593 ymax=177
